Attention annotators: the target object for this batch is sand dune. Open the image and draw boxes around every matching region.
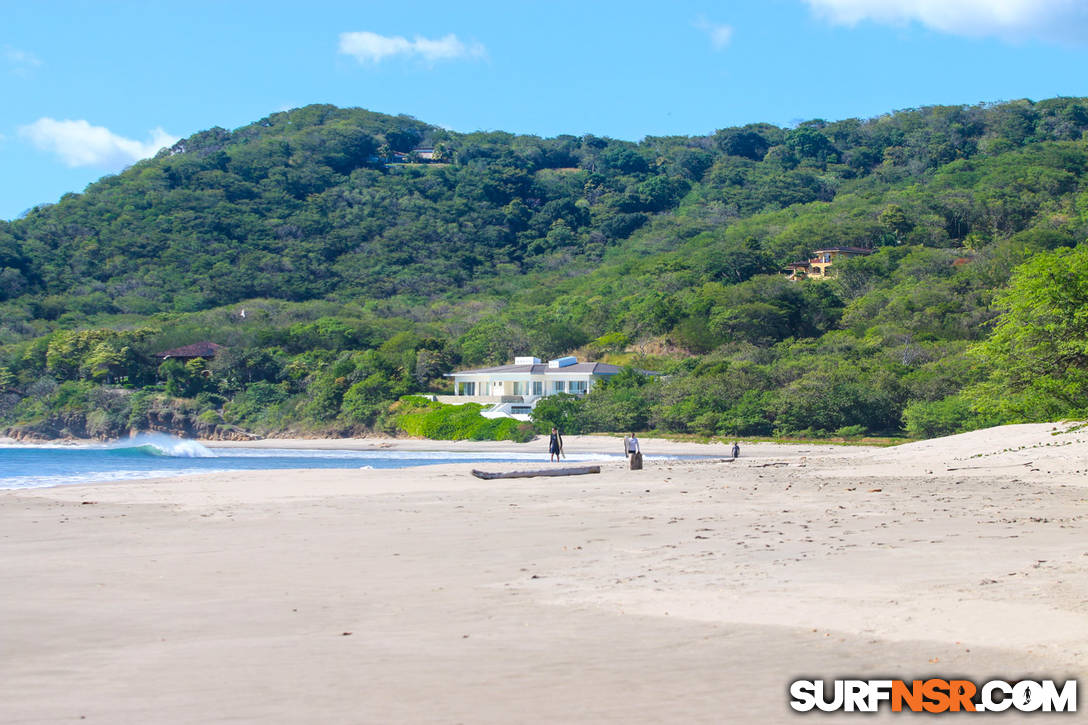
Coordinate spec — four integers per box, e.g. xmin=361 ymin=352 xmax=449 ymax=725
xmin=1 ymin=425 xmax=1084 ymax=723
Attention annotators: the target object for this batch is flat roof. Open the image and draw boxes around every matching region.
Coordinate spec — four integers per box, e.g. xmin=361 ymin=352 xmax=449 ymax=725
xmin=811 ymin=246 xmax=872 ymax=254
xmin=448 ymin=362 xmax=624 ymax=376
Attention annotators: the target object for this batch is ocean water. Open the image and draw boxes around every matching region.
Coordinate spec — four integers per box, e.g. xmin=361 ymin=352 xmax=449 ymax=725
xmin=0 ymin=433 xmax=628 ymax=490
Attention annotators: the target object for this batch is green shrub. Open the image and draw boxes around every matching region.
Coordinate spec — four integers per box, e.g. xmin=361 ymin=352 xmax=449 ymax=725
xmin=84 ymin=408 xmax=117 ymax=438
xmin=224 ymin=382 xmax=291 ymax=427
xmin=529 ymin=393 xmax=584 ymax=434
xmin=392 ymin=396 xmax=532 ymax=442
xmin=197 ymin=409 xmax=223 ymax=425
xmin=126 ymin=389 xmax=155 ymax=430
xmin=902 ymin=395 xmax=995 ymax=439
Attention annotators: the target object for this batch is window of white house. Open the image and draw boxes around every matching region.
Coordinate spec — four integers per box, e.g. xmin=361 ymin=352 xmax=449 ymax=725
xmin=458 ymin=382 xmax=475 ymax=395
xmin=569 ymin=380 xmax=588 ymax=395
xmin=512 ymin=381 xmax=527 ymax=396
xmin=551 ymin=380 xmax=565 ymax=394
xmin=532 ymin=381 xmax=543 ymax=395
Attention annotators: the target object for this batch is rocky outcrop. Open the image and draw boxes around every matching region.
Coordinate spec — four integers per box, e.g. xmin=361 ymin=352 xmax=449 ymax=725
xmin=4 ymin=411 xmax=260 ymax=442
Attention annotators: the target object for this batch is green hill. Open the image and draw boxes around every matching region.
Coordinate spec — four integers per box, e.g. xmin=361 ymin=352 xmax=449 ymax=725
xmin=2 ymin=98 xmax=1088 ymax=440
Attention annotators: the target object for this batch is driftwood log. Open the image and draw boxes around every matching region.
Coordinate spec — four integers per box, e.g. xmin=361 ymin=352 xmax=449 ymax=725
xmin=945 ymin=461 xmax=1032 ymax=471
xmin=471 ymin=465 xmax=601 ymax=480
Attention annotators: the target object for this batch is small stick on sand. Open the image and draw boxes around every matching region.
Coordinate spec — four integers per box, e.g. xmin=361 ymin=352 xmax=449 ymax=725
xmin=946 ymin=461 xmax=1033 ymax=471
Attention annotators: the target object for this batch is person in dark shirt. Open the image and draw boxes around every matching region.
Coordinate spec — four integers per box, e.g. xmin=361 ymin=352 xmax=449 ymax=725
xmin=549 ymin=427 xmax=563 ymax=462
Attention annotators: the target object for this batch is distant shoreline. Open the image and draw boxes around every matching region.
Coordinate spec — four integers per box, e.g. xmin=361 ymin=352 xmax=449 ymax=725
xmin=1 ymin=430 xmax=895 ymax=453
xmin=1 ymin=433 xmax=873 ymax=461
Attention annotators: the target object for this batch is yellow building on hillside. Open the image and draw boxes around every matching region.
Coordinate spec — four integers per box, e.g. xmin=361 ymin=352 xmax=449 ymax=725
xmin=785 ymin=246 xmax=872 ymax=280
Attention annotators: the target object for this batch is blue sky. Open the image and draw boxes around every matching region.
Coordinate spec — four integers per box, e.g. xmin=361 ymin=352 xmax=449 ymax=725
xmin=3 ymin=0 xmax=1088 ymax=220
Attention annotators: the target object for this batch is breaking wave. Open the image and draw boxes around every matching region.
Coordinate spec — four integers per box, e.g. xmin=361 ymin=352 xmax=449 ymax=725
xmin=101 ymin=433 xmax=216 ymax=458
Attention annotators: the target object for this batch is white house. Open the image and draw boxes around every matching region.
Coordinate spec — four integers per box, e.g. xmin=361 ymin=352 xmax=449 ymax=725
xmin=439 ymin=356 xmax=626 ymax=420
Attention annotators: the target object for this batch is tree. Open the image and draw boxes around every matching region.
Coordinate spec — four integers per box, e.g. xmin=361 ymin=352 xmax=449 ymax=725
xmin=878 ymin=204 xmax=913 ymax=245
xmin=699 ymin=237 xmax=776 ymax=283
xmin=785 ymin=127 xmax=838 ymax=165
xmin=160 ymin=359 xmax=209 ymax=398
xmin=0 ymin=267 xmax=28 ymax=300
xmin=83 ymin=342 xmax=127 ymax=383
xmin=458 ymin=318 xmax=529 ymax=367
xmin=714 ymin=129 xmax=771 ymax=161
xmin=414 ymin=347 xmax=453 ymax=387
xmin=341 ymin=373 xmax=394 ymax=426
xmin=969 ymin=245 xmax=1088 ymax=421
xmin=578 ymin=379 xmax=652 ymax=432
xmin=902 ymin=395 xmax=992 ymax=438
xmin=529 ymin=394 xmax=584 ymax=434
xmin=635 ymin=176 xmax=691 ymax=212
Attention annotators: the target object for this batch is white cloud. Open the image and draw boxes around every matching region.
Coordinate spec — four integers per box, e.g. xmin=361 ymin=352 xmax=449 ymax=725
xmin=695 ymin=17 xmax=735 ymax=50
xmin=338 ymin=31 xmax=486 ymax=64
xmin=804 ymin=0 xmax=1088 ymax=43
xmin=19 ymin=118 xmax=179 ymax=168
xmin=4 ymin=45 xmax=41 ymax=76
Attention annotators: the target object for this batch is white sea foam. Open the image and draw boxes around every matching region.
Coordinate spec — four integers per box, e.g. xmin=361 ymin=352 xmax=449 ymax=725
xmin=111 ymin=433 xmax=215 ymax=458
xmin=0 ymin=434 xmax=215 ymax=457
xmin=0 ymin=468 xmax=229 ymax=489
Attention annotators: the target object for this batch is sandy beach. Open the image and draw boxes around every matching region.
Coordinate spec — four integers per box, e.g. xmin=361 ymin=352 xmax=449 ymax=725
xmin=1 ymin=425 xmax=1085 ymax=723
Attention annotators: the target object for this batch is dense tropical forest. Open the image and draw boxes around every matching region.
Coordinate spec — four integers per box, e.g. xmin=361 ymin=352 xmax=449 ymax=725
xmin=2 ymin=98 xmax=1088 ymax=441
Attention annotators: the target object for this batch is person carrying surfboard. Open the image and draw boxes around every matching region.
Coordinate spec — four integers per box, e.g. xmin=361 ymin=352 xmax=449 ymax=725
xmin=549 ymin=427 xmax=564 ymax=462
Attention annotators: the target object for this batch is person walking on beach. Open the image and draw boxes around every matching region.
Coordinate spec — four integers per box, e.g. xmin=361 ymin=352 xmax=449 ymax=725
xmin=732 ymin=441 xmax=740 ymax=459
xmin=549 ymin=427 xmax=564 ymax=462
xmin=626 ymin=432 xmax=643 ymax=470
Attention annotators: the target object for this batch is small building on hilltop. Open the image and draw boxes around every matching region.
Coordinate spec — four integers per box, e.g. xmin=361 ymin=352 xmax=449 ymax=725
xmin=156 ymin=341 xmax=225 ymax=361
xmin=369 ymin=148 xmax=439 ymax=165
xmin=440 ymin=356 xmax=638 ymax=420
xmin=785 ymin=246 xmax=872 ymax=280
